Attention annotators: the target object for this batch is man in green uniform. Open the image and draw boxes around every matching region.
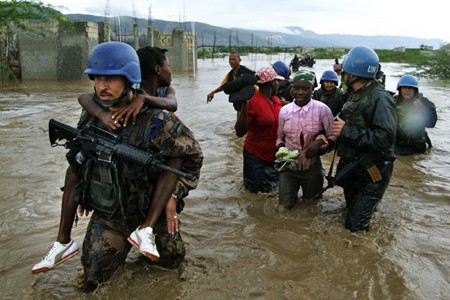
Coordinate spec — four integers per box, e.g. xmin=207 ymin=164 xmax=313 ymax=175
xmin=57 ymin=42 xmax=202 ymax=291
xmin=394 ymin=74 xmax=437 ymax=155
xmin=332 ymin=46 xmax=396 ymax=232
xmin=32 ymin=46 xmax=190 ymax=277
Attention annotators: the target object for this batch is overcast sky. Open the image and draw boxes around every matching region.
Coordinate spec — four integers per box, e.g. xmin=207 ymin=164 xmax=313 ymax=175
xmin=40 ymin=0 xmax=450 ymax=43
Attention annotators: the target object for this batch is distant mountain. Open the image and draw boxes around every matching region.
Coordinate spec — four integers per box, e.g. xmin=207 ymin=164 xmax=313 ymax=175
xmin=67 ymin=14 xmax=448 ymax=50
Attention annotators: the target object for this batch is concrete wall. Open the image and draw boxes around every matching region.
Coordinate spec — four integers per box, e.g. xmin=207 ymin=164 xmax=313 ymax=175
xmin=18 ymin=20 xmax=59 ymax=80
xmin=58 ymin=22 xmax=98 ymax=80
xmin=170 ymin=29 xmax=188 ymax=71
xmin=98 ymin=22 xmax=111 ymax=43
xmin=152 ymin=28 xmax=197 ymax=72
xmin=16 ymin=20 xmax=99 ymax=80
xmin=146 ymin=27 xmax=159 ymax=48
xmin=3 ymin=20 xmax=196 ymax=80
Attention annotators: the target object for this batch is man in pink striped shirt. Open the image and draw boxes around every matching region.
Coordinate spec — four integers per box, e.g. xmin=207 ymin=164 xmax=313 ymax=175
xmin=276 ymin=70 xmax=336 ymax=209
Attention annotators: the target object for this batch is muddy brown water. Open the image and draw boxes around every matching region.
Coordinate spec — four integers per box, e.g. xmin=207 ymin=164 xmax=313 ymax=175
xmin=0 ymin=54 xmax=449 ymax=299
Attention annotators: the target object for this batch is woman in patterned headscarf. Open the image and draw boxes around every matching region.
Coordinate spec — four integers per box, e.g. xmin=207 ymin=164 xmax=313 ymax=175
xmin=234 ymin=66 xmax=284 ymax=193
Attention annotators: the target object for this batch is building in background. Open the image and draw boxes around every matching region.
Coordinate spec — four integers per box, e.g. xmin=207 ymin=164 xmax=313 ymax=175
xmin=1 ymin=20 xmax=196 ymax=80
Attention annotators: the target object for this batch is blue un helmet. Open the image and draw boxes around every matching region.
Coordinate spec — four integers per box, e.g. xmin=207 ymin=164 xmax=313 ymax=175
xmin=320 ymin=70 xmax=339 ymax=84
xmin=84 ymin=41 xmax=141 ymax=84
xmin=397 ymin=74 xmax=419 ymax=91
xmin=342 ymin=46 xmax=379 ymax=79
xmin=272 ymin=61 xmax=290 ymax=79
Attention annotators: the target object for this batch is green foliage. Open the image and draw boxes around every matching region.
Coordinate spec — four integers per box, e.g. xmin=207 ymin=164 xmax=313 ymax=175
xmin=377 ymin=48 xmax=450 ymax=79
xmin=0 ymin=64 xmax=30 ymax=95
xmin=376 ymin=49 xmax=428 ymax=64
xmin=0 ymin=0 xmax=71 ymax=34
xmin=313 ymin=48 xmax=348 ymax=59
xmin=413 ymin=49 xmax=450 ymax=79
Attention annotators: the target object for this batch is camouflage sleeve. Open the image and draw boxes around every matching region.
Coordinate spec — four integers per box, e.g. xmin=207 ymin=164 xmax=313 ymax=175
xmin=151 ymin=111 xmax=203 ymax=201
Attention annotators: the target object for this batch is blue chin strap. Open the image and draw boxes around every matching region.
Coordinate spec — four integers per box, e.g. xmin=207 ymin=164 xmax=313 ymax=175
xmin=98 ymin=96 xmax=122 ymax=107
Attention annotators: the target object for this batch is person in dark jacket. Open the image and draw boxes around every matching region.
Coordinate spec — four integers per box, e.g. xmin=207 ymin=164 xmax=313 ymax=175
xmin=332 ymin=46 xmax=397 ymax=232
xmin=313 ymin=70 xmax=347 ymax=116
xmin=375 ymin=64 xmax=386 ymax=86
xmin=394 ymin=74 xmax=437 ymax=155
xmin=272 ymin=60 xmax=293 ymax=105
xmin=333 ymin=58 xmax=343 ymax=76
xmin=206 ymin=50 xmax=255 ymax=111
xmin=289 ymin=54 xmax=301 ymax=73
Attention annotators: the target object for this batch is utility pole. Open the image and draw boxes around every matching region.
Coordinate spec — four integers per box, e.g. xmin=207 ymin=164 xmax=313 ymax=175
xmin=104 ymin=0 xmax=110 ymax=22
xmin=116 ymin=16 xmax=121 ymax=42
xmin=148 ymin=4 xmax=154 ymax=46
xmin=183 ymin=0 xmax=186 ymax=31
xmin=131 ymin=0 xmax=139 ymax=49
xmin=103 ymin=0 xmax=111 ymax=41
xmin=213 ymin=31 xmax=216 ymax=57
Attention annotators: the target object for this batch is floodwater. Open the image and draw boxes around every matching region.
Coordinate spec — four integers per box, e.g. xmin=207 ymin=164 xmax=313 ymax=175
xmin=0 ymin=54 xmax=449 ymax=299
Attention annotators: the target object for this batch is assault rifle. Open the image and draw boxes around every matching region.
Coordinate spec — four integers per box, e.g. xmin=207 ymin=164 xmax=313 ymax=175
xmin=312 ymin=152 xmax=389 ymax=200
xmin=312 ymin=148 xmax=337 ymax=200
xmin=48 ymin=119 xmax=196 ymax=181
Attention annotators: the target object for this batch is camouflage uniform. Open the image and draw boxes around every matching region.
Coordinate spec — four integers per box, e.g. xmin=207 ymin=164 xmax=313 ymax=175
xmin=276 ymin=82 xmax=293 ymax=103
xmin=224 ymin=65 xmax=255 ymax=111
xmin=394 ymin=93 xmax=437 ymax=155
xmin=336 ymin=80 xmax=396 ymax=232
xmin=68 ymin=97 xmax=203 ymax=289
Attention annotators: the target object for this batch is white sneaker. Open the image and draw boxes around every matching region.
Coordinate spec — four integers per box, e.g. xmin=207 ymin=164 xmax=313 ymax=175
xmin=128 ymin=226 xmax=160 ymax=262
xmin=32 ymin=239 xmax=80 ymax=274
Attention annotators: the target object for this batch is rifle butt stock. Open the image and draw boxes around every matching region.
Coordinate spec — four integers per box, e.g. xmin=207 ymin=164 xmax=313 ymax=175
xmin=48 ymin=119 xmax=78 ymax=146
